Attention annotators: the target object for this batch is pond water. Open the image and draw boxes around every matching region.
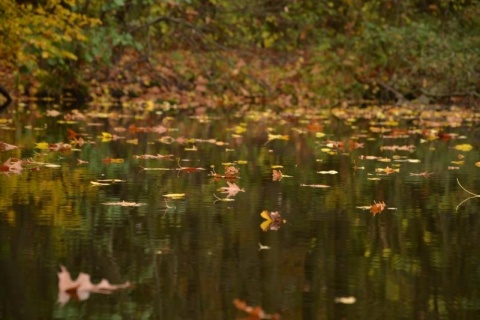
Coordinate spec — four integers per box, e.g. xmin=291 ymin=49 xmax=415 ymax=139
xmin=1 ymin=102 xmax=480 ymax=319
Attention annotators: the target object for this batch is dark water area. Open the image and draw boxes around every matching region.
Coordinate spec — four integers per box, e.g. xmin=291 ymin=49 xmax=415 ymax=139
xmin=1 ymin=102 xmax=480 ymax=319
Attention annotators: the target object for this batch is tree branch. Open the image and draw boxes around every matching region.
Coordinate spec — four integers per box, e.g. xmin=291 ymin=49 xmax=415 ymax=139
xmin=0 ymin=85 xmax=12 ymax=112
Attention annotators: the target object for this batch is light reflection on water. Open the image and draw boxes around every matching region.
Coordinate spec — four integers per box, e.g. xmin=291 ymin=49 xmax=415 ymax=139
xmin=1 ymin=104 xmax=480 ymax=319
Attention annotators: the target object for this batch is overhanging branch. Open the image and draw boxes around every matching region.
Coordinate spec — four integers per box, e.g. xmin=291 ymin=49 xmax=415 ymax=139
xmin=0 ymin=85 xmax=12 ymax=111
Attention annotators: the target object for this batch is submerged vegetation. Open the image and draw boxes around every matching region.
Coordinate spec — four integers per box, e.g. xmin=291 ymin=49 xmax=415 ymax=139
xmin=0 ymin=0 xmax=479 ymax=107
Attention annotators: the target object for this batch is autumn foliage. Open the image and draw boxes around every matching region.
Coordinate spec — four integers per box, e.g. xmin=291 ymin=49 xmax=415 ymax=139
xmin=1 ymin=0 xmax=479 ymax=104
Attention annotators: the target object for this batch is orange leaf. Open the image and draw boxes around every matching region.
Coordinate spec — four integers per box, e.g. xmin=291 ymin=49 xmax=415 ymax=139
xmin=370 ymin=201 xmax=386 ymax=216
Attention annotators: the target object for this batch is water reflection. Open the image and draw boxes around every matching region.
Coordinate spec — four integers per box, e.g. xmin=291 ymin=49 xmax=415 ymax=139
xmin=1 ymin=103 xmax=480 ymax=319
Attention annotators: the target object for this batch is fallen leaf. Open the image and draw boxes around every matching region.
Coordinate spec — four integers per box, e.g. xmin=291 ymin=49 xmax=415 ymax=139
xmin=35 ymin=142 xmax=50 ymax=150
xmin=57 ymin=265 xmax=130 ymax=306
xmin=454 ymin=144 xmax=473 ymax=152
xmin=265 ymin=133 xmax=289 ymax=145
xmin=334 ymin=296 xmax=356 ymax=304
xmin=272 ymin=169 xmax=283 ymax=181
xmin=317 ymin=170 xmax=338 ymax=174
xmin=103 ymin=157 xmax=125 ymax=164
xmin=219 ymin=181 xmax=245 ymax=198
xmin=300 ymin=184 xmax=330 ymax=188
xmin=357 ymin=201 xmax=387 ymax=216
xmin=375 ymin=166 xmax=399 ymax=174
xmin=260 ymin=210 xmax=286 ymax=231
xmin=258 ymin=243 xmax=270 ymax=251
xmin=233 ymin=299 xmax=281 ymax=320
xmin=90 ymin=181 xmax=110 ymax=186
xmin=163 ymin=193 xmax=185 ymax=199
xmin=0 ymin=158 xmax=23 ymax=175
xmin=409 ymin=171 xmax=433 ymax=178
xmin=0 ymin=141 xmax=18 ymax=151
xmin=134 ymin=153 xmax=174 ymax=160
xmin=213 ymin=193 xmax=236 ymax=203
xmin=370 ymin=201 xmax=386 ymax=216
xmin=225 ymin=165 xmax=240 ymax=177
xmin=102 ymin=201 xmax=145 ymax=207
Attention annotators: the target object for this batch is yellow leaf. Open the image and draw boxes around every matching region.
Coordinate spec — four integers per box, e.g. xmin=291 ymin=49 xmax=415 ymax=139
xmin=35 ymin=142 xmax=49 ymax=150
xmin=455 ymin=144 xmax=473 ymax=152
xmin=90 ymin=181 xmax=110 ymax=186
xmin=102 ymin=132 xmax=112 ymax=142
xmin=260 ymin=220 xmax=272 ymax=232
xmin=163 ymin=193 xmax=185 ymax=199
xmin=260 ymin=210 xmax=272 ymax=222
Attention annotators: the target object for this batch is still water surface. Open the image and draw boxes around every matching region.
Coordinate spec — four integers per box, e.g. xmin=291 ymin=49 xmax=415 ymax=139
xmin=1 ymin=103 xmax=480 ymax=319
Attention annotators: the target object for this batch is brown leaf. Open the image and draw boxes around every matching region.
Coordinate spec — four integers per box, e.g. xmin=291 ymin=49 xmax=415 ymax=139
xmin=233 ymin=299 xmax=281 ymax=319
xmin=225 ymin=165 xmax=240 ymax=177
xmin=370 ymin=201 xmax=386 ymax=216
xmin=272 ymin=169 xmax=283 ymax=181
xmin=57 ymin=265 xmax=130 ymax=306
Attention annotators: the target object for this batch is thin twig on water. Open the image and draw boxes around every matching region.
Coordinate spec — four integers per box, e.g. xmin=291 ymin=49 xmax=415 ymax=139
xmin=456 ymin=178 xmax=480 ymax=211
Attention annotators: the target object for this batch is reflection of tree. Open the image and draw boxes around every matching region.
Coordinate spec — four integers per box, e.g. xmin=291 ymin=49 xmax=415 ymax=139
xmin=3 ymin=105 xmax=480 ymax=319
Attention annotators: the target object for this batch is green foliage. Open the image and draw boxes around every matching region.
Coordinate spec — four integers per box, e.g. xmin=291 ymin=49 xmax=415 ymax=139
xmin=304 ymin=1 xmax=480 ymax=101
xmin=0 ymin=0 xmax=99 ymax=82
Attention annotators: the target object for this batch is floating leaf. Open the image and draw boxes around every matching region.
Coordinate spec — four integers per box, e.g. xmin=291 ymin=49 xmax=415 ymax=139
xmin=0 ymin=158 xmax=23 ymax=175
xmin=57 ymin=265 xmax=130 ymax=306
xmin=185 ymin=145 xmax=198 ymax=151
xmin=44 ymin=163 xmax=61 ymax=168
xmin=213 ymin=193 xmax=235 ymax=203
xmin=97 ymin=179 xmax=126 ymax=183
xmin=454 ymin=144 xmax=473 ymax=152
xmin=134 ymin=153 xmax=174 ymax=160
xmin=102 ymin=201 xmax=145 ymax=207
xmin=300 ymin=184 xmax=330 ymax=188
xmin=258 ymin=243 xmax=271 ymax=251
xmin=265 ymin=133 xmax=289 ymax=145
xmin=260 ymin=210 xmax=286 ymax=231
xmin=375 ymin=166 xmax=399 ymax=174
xmin=140 ymin=166 xmax=174 ymax=171
xmin=101 ymin=132 xmax=112 ymax=141
xmin=370 ymin=201 xmax=386 ymax=216
xmin=35 ymin=142 xmax=50 ymax=150
xmin=232 ymin=299 xmax=281 ymax=320
xmin=163 ymin=193 xmax=185 ymax=199
xmin=409 ymin=171 xmax=433 ymax=178
xmin=103 ymin=157 xmax=124 ymax=164
xmin=90 ymin=181 xmax=110 ymax=186
xmin=317 ymin=170 xmax=338 ymax=174
xmin=272 ymin=169 xmax=283 ymax=181
xmin=334 ymin=296 xmax=356 ymax=304
xmin=0 ymin=141 xmax=18 ymax=151
xmin=357 ymin=201 xmax=387 ymax=216
xmin=219 ymin=181 xmax=245 ymax=198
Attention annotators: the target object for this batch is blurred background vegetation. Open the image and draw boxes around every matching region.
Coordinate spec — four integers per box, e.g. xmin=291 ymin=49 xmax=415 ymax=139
xmin=0 ymin=0 xmax=479 ymax=105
